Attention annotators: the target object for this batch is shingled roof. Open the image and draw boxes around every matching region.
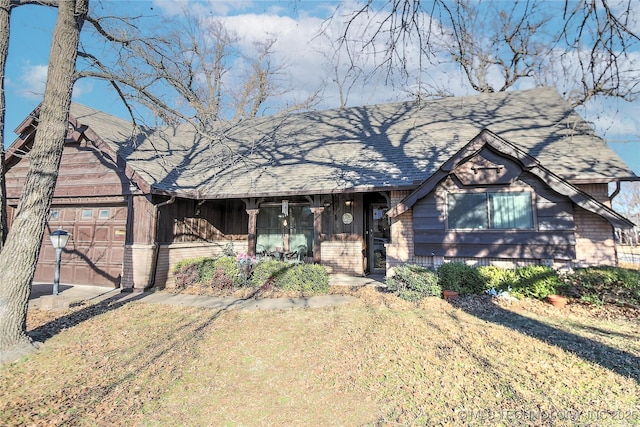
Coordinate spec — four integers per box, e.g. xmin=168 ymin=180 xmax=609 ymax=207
xmin=66 ymin=87 xmax=635 ymax=199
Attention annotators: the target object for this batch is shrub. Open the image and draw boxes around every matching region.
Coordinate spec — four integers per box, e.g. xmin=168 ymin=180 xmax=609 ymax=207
xmin=437 ymin=262 xmax=485 ymax=295
xmin=278 ymin=264 xmax=330 ymax=295
xmin=221 ymin=242 xmax=236 ymax=258
xmin=386 ymin=264 xmax=441 ymax=301
xmin=172 ymin=257 xmax=208 ymax=273
xmin=250 ymin=261 xmax=329 ymax=295
xmin=210 ymin=269 xmax=234 ymax=291
xmin=477 ymin=265 xmax=517 ymax=293
xmin=197 ymin=258 xmax=218 ymax=285
xmin=251 ymin=259 xmax=291 ymax=288
xmin=579 ymin=293 xmax=604 ymax=307
xmin=173 ymin=261 xmax=202 ymax=289
xmin=212 ymin=256 xmax=244 ymax=287
xmin=510 ymin=265 xmax=561 ymax=300
xmin=564 ymin=266 xmax=640 ymax=305
xmin=171 ymin=255 xmax=331 ymax=296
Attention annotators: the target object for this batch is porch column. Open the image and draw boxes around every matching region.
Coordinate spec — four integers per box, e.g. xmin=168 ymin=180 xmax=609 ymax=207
xmin=310 ymin=206 xmax=325 ymax=263
xmin=246 ymin=208 xmax=260 ymax=256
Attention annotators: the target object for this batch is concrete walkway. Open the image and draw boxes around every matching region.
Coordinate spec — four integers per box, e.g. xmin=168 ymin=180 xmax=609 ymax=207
xmin=29 ymin=274 xmax=385 ymax=312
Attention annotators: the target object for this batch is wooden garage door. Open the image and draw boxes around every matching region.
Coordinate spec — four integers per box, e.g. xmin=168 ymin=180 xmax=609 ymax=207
xmin=35 ymin=205 xmax=127 ymax=287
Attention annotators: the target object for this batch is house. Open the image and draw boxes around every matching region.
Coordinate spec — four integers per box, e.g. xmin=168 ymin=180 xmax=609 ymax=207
xmin=5 ymin=88 xmax=637 ymax=291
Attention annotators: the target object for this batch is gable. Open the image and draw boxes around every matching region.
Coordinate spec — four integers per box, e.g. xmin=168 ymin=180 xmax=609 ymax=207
xmin=5 ymin=138 xmax=133 ymax=202
xmin=452 ymin=147 xmax=521 ymax=186
xmin=388 ymin=130 xmax=635 ymax=230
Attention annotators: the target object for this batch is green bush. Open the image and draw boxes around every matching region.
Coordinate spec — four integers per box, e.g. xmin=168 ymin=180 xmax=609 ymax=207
xmin=437 ymin=262 xmax=485 ymax=295
xmin=278 ymin=264 xmax=330 ymax=295
xmin=251 ymin=259 xmax=291 ymax=288
xmin=171 ymin=255 xmax=330 ymax=296
xmin=198 ymin=258 xmax=218 ymax=285
xmin=172 ymin=257 xmax=209 ymax=273
xmin=221 ymin=242 xmax=236 ymax=257
xmin=564 ymin=266 xmax=640 ymax=305
xmin=579 ymin=293 xmax=604 ymax=307
xmin=251 ymin=260 xmax=329 ymax=295
xmin=172 ymin=257 xmax=211 ymax=289
xmin=212 ymin=256 xmax=244 ymax=287
xmin=509 ymin=265 xmax=561 ymax=300
xmin=477 ymin=265 xmax=517 ymax=292
xmin=386 ymin=264 xmax=441 ymax=301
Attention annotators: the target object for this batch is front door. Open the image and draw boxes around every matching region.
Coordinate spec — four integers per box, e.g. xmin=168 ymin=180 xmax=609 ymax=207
xmin=368 ymin=204 xmax=389 ymax=274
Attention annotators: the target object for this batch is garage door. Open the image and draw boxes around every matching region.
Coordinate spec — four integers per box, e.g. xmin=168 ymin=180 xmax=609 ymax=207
xmin=35 ymin=205 xmax=127 ymax=287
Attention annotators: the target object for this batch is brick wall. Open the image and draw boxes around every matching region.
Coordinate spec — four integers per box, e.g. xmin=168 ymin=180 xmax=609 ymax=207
xmin=121 ymin=244 xmax=156 ymax=291
xmin=155 ymin=240 xmax=248 ymax=289
xmin=573 ymin=206 xmax=616 ymax=266
xmin=320 ymin=240 xmax=364 ymax=275
xmin=387 ymin=190 xmax=413 ymax=275
xmin=573 ymin=184 xmax=616 ymax=266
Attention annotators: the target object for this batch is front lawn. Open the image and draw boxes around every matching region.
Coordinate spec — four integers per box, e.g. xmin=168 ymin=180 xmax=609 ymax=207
xmin=1 ymin=288 xmax=639 ymax=426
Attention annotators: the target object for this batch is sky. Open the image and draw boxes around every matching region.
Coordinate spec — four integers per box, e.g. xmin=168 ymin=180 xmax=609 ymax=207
xmin=4 ymin=0 xmax=640 ymax=177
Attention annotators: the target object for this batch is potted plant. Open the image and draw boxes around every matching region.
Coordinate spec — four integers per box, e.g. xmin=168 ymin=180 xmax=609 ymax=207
xmin=442 ymin=289 xmax=459 ymax=300
xmin=547 ymin=294 xmax=568 ymax=308
xmin=437 ymin=262 xmax=484 ymax=301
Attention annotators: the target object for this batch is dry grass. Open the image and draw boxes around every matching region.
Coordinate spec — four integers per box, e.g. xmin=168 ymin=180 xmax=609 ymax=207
xmin=2 ymin=288 xmax=640 ymax=426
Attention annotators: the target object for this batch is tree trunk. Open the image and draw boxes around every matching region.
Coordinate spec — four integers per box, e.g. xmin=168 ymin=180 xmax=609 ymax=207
xmin=0 ymin=0 xmax=10 ymax=249
xmin=0 ymin=0 xmax=88 ymax=363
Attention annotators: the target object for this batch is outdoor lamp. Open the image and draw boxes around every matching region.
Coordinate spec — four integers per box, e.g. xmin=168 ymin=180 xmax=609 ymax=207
xmin=49 ymin=229 xmax=70 ymax=296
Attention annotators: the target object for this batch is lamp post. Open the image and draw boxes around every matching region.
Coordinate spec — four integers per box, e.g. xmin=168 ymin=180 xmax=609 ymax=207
xmin=49 ymin=229 xmax=70 ymax=295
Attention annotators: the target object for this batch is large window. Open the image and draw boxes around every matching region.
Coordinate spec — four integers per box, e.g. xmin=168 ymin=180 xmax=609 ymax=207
xmin=256 ymin=204 xmax=313 ymax=256
xmin=447 ymin=192 xmax=533 ymax=230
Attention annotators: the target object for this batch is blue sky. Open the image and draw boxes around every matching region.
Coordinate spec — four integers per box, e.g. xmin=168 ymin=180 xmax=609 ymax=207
xmin=4 ymin=0 xmax=640 ymax=176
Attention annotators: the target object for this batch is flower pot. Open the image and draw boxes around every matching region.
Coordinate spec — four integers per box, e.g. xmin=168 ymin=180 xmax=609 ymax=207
xmin=547 ymin=294 xmax=568 ymax=308
xmin=443 ymin=290 xmax=459 ymax=300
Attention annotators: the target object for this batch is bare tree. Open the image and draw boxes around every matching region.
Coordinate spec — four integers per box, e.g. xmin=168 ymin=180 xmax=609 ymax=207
xmin=0 ymin=0 xmax=88 ymax=362
xmin=79 ymin=10 xmax=319 ymax=131
xmin=615 ymin=182 xmax=640 ymax=216
xmin=442 ymin=0 xmax=553 ymax=94
xmin=328 ymin=0 xmax=640 ymax=106
xmin=0 ymin=4 xmax=328 ymax=362
xmin=0 ymin=0 xmax=10 ymax=249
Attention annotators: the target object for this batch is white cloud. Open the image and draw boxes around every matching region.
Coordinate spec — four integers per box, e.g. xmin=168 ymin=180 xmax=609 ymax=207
xmin=17 ymin=63 xmax=47 ymax=100
xmin=15 ymin=62 xmax=94 ymax=103
xmin=214 ymin=4 xmax=465 ymax=110
xmin=72 ymin=80 xmax=94 ymax=99
xmin=151 ymin=0 xmax=255 ymax=17
xmin=142 ymin=0 xmax=640 ymax=141
xmin=580 ymin=97 xmax=640 ymax=138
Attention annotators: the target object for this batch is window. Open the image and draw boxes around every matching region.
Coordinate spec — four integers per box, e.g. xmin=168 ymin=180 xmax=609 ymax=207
xmin=99 ymin=209 xmax=110 ymax=219
xmin=447 ymin=192 xmax=533 ymax=229
xmin=49 ymin=209 xmax=60 ymax=220
xmin=82 ymin=209 xmax=93 ymax=219
xmin=256 ymin=204 xmax=313 ymax=255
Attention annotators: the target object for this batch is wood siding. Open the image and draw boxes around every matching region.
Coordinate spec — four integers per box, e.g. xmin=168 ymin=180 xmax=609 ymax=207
xmin=413 ymin=157 xmax=577 ymax=260
xmin=157 ymin=199 xmax=249 ymax=244
xmin=6 ymin=140 xmax=132 ymax=287
xmin=6 ymin=140 xmax=132 ymax=200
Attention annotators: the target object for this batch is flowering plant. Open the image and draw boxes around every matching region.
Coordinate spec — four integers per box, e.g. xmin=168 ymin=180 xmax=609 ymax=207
xmin=236 ymin=253 xmax=257 ymax=265
xmin=236 ymin=253 xmax=257 ymax=285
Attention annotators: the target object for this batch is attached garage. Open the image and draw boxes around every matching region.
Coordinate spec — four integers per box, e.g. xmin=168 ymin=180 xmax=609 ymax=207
xmin=5 ymin=109 xmax=136 ymax=288
xmin=33 ymin=205 xmax=127 ymax=287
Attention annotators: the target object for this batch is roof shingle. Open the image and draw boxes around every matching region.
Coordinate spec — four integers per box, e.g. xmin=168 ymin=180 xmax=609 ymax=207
xmin=69 ymin=87 xmax=636 ymax=199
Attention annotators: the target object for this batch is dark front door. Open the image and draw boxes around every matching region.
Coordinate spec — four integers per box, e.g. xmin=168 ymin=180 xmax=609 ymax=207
xmin=368 ymin=204 xmax=389 ymax=274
